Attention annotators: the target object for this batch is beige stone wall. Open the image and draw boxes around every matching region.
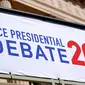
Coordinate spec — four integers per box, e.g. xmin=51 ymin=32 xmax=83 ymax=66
xmin=12 ymin=0 xmax=85 ymax=24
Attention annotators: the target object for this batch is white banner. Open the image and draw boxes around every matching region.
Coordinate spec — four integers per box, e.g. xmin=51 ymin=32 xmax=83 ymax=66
xmin=0 ymin=12 xmax=85 ymax=82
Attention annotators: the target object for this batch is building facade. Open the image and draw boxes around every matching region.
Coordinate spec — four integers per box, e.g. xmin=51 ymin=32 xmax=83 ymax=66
xmin=0 ymin=0 xmax=85 ymax=24
xmin=0 ymin=0 xmax=85 ymax=85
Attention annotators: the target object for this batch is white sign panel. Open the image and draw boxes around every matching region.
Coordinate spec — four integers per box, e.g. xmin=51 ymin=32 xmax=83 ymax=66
xmin=0 ymin=12 xmax=85 ymax=82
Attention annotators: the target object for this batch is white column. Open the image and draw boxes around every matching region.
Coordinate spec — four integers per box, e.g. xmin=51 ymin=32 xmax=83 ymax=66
xmin=0 ymin=0 xmax=12 ymax=8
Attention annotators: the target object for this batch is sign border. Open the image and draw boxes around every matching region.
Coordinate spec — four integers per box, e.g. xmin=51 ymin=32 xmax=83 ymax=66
xmin=0 ymin=7 xmax=85 ymax=30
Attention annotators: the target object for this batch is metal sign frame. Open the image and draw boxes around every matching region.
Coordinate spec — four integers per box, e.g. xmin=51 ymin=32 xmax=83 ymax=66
xmin=0 ymin=7 xmax=85 ymax=85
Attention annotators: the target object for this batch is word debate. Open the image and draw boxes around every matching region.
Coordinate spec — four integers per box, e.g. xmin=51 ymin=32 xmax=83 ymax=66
xmin=0 ymin=28 xmax=85 ymax=66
